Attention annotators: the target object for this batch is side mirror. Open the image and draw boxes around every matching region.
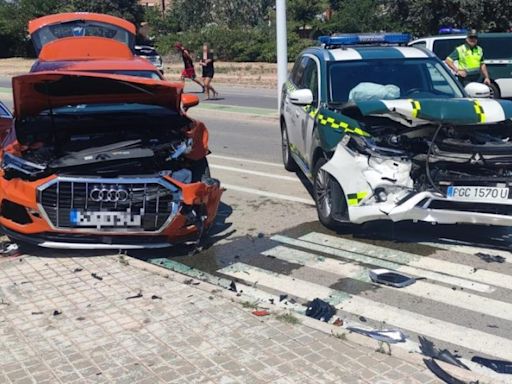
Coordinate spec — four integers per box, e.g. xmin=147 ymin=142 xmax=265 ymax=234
xmin=465 ymin=82 xmax=491 ymax=98
xmin=289 ymin=89 xmax=313 ymax=106
xmin=182 ymin=93 xmax=199 ymax=110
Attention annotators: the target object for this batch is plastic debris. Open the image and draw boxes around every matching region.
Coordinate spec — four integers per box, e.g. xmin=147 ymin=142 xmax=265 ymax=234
xmin=333 ymin=318 xmax=344 ymax=327
xmin=73 ymin=268 xmax=83 ymax=273
xmin=53 ymin=310 xmax=62 ymax=316
xmin=424 ymin=358 xmax=477 ymax=384
xmin=252 ymin=310 xmax=270 ymax=317
xmin=419 ymin=336 xmax=469 ymax=370
xmin=279 ymin=294 xmax=288 ymax=302
xmin=347 ymin=327 xmax=407 ymax=343
xmin=471 ymin=356 xmax=512 ymax=374
xmin=0 ymin=242 xmax=19 ymax=254
xmin=305 ymin=298 xmax=336 ymax=322
xmin=151 ymin=295 xmax=162 ymax=300
xmin=91 ymin=273 xmax=103 ymax=281
xmin=369 ymin=269 xmax=416 ymax=288
xmin=126 ymin=291 xmax=143 ymax=300
xmin=476 ymin=252 xmax=506 ymax=263
xmin=229 ymin=280 xmax=237 ymax=292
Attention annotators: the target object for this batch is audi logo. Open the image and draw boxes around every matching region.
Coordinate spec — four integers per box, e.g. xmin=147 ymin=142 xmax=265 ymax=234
xmin=89 ymin=186 xmax=129 ymax=202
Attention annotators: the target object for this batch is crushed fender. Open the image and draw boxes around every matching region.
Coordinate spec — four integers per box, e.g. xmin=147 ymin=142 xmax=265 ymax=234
xmin=305 ymin=298 xmax=336 ymax=322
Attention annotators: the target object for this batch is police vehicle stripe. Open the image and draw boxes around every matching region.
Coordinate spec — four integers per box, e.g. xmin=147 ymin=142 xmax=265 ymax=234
xmin=394 ymin=47 xmax=429 ymax=58
xmin=381 ymin=99 xmax=418 ymax=119
xmin=473 ymin=100 xmax=486 ymax=123
xmin=347 ymin=192 xmax=368 ymax=206
xmin=474 ymin=99 xmax=505 ymax=123
xmin=329 ymin=48 xmax=363 ymax=61
xmin=355 ymin=47 xmax=405 ymax=60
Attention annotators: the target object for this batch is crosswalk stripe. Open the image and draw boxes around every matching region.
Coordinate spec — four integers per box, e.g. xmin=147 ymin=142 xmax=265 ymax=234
xmin=271 ymin=235 xmax=493 ymax=293
xmin=419 ymin=240 xmax=512 ymax=264
xmin=210 ymin=164 xmax=300 ymax=182
xmin=263 ymin=245 xmax=512 ymax=322
xmin=208 ymin=154 xmax=283 ymax=168
xmin=299 ymin=232 xmax=512 ymax=292
xmin=222 ymin=183 xmax=315 ymax=205
xmin=219 ymin=262 xmax=512 ymax=361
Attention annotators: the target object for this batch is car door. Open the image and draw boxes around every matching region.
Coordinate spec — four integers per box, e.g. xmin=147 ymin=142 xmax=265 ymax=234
xmin=283 ymin=56 xmax=308 ymax=157
xmin=300 ymin=56 xmax=320 ymax=167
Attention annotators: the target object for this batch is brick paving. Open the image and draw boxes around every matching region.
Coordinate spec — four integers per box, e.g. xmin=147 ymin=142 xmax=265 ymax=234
xmin=0 ymin=254 xmax=438 ymax=384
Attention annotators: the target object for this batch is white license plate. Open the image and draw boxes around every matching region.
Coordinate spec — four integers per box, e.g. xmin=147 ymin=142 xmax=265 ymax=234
xmin=446 ymin=186 xmax=510 ymax=202
xmin=70 ymin=210 xmax=141 ymax=227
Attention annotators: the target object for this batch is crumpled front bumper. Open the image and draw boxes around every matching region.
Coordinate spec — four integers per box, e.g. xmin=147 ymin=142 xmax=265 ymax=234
xmin=0 ymin=173 xmax=223 ymax=249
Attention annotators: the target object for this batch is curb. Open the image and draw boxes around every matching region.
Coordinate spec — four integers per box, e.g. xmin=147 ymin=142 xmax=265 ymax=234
xmin=125 ymin=255 xmax=504 ymax=384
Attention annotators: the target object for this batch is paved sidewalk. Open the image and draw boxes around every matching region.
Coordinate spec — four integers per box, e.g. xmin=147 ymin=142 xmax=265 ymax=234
xmin=0 ymin=254 xmax=438 ymax=384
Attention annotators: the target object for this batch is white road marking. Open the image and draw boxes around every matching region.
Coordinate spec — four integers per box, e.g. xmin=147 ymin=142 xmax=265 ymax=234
xmin=300 ymin=232 xmax=512 ymax=292
xmin=220 ymin=262 xmax=512 ymax=361
xmin=419 ymin=240 xmax=512 ymax=264
xmin=210 ymin=164 xmax=300 ymax=182
xmin=209 ymin=154 xmax=283 ymax=168
xmin=271 ymin=235 xmax=493 ymax=293
xmin=222 ymin=183 xmax=314 ymax=205
xmin=263 ymin=245 xmax=512 ymax=322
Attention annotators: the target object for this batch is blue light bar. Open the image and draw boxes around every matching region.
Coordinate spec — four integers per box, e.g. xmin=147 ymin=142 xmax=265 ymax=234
xmin=319 ymin=33 xmax=411 ymax=46
xmin=439 ymin=27 xmax=467 ymax=35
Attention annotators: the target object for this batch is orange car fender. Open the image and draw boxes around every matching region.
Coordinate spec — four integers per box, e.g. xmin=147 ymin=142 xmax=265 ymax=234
xmin=185 ymin=121 xmax=209 ymax=161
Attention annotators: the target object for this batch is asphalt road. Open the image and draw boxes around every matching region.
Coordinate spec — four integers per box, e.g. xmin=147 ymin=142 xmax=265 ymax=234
xmin=2 ymin=80 xmax=512 ymax=381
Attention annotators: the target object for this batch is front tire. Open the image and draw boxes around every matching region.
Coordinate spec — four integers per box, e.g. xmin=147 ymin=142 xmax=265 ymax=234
xmin=313 ymin=157 xmax=348 ymax=229
xmin=281 ymin=123 xmax=298 ymax=172
xmin=489 ymin=82 xmax=501 ymax=99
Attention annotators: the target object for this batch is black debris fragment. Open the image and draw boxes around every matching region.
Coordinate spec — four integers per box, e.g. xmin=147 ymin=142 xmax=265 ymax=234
xmin=419 ymin=336 xmax=469 ymax=370
xmin=31 ymin=311 xmax=43 ymax=315
xmin=476 ymin=252 xmax=506 ymax=263
xmin=76 ymin=317 xmax=86 ymax=321
xmin=347 ymin=327 xmax=407 ymax=343
xmin=257 ymin=233 xmax=264 ymax=239
xmin=423 ymin=359 xmax=473 ymax=384
xmin=268 ymin=298 xmax=274 ymax=305
xmin=369 ymin=269 xmax=416 ymax=288
xmin=471 ymin=356 xmax=512 ymax=374
xmin=73 ymin=268 xmax=83 ymax=273
xmin=53 ymin=310 xmax=62 ymax=316
xmin=151 ymin=295 xmax=162 ymax=300
xmin=183 ymin=279 xmax=193 ymax=285
xmin=279 ymin=294 xmax=288 ymax=302
xmin=359 ymin=316 xmax=367 ymax=322
xmin=191 ymin=281 xmax=200 ymax=286
xmin=305 ymin=298 xmax=336 ymax=322
xmin=126 ymin=291 xmax=143 ymax=300
xmin=229 ymin=280 xmax=237 ymax=292
xmin=91 ymin=273 xmax=103 ymax=281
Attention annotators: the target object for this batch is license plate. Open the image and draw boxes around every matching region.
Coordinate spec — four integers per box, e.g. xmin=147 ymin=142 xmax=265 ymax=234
xmin=446 ymin=186 xmax=510 ymax=202
xmin=70 ymin=210 xmax=141 ymax=227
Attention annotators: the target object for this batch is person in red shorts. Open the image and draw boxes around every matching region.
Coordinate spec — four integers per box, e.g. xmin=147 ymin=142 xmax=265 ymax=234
xmin=175 ymin=42 xmax=204 ymax=91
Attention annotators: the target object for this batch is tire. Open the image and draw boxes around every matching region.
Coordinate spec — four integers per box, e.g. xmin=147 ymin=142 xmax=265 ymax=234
xmin=281 ymin=123 xmax=298 ymax=172
xmin=313 ymin=157 xmax=348 ymax=229
xmin=489 ymin=82 xmax=501 ymax=99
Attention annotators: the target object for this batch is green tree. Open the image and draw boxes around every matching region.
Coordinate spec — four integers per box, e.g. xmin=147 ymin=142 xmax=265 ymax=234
xmin=288 ymin=0 xmax=322 ymax=30
xmin=68 ymin=0 xmax=145 ymax=25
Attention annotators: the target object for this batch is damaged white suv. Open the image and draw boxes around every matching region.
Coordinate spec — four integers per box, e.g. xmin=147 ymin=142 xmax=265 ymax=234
xmin=280 ymin=33 xmax=512 ymax=229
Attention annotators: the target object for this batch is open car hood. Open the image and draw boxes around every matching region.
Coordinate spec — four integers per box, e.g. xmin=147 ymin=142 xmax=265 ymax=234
xmin=12 ymin=71 xmax=182 ymax=118
xmin=355 ymin=98 xmax=512 ymax=126
xmin=38 ymin=37 xmax=133 ymax=61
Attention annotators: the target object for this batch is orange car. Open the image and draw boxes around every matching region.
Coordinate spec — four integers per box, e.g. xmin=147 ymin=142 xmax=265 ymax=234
xmin=0 ymin=14 xmax=222 ymax=249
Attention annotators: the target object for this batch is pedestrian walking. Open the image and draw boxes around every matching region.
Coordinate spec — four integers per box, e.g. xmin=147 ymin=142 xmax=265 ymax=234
xmin=200 ymin=43 xmax=218 ymax=99
xmin=445 ymin=29 xmax=491 ymax=87
xmin=175 ymin=42 xmax=204 ymax=91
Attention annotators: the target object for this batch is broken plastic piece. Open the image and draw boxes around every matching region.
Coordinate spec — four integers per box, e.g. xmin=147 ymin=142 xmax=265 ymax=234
xmin=53 ymin=310 xmax=62 ymax=316
xmin=229 ymin=280 xmax=237 ymax=292
xmin=333 ymin=318 xmax=344 ymax=327
xmin=91 ymin=273 xmax=103 ymax=281
xmin=305 ymin=298 xmax=336 ymax=322
xmin=126 ymin=291 xmax=143 ymax=300
xmin=347 ymin=327 xmax=407 ymax=343
xmin=476 ymin=252 xmax=506 ymax=263
xmin=471 ymin=356 xmax=512 ymax=374
xmin=423 ymin=358 xmax=477 ymax=384
xmin=252 ymin=310 xmax=270 ymax=317
xmin=369 ymin=269 xmax=416 ymax=288
xmin=419 ymin=336 xmax=469 ymax=370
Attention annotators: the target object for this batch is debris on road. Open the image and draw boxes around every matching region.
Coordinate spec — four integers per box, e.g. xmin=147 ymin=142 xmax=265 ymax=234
xmin=279 ymin=294 xmax=288 ymax=302
xmin=126 ymin=291 xmax=143 ymax=300
xmin=0 ymin=242 xmax=19 ymax=255
xmin=91 ymin=273 xmax=103 ymax=281
xmin=332 ymin=317 xmax=344 ymax=327
xmin=419 ymin=336 xmax=469 ymax=370
xmin=423 ymin=358 xmax=476 ymax=384
xmin=151 ymin=295 xmax=162 ymax=300
xmin=73 ymin=268 xmax=83 ymax=273
xmin=305 ymin=298 xmax=336 ymax=322
xmin=347 ymin=327 xmax=407 ymax=343
xmin=31 ymin=311 xmax=43 ymax=315
xmin=53 ymin=310 xmax=62 ymax=316
xmin=252 ymin=309 xmax=270 ymax=317
xmin=476 ymin=252 xmax=506 ymax=263
xmin=471 ymin=356 xmax=512 ymax=374
xmin=229 ymin=280 xmax=237 ymax=292
xmin=369 ymin=269 xmax=416 ymax=288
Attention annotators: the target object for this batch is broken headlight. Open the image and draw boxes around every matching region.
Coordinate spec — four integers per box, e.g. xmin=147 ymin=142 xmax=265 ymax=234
xmin=350 ymin=135 xmax=407 ymax=157
xmin=2 ymin=152 xmax=46 ymax=176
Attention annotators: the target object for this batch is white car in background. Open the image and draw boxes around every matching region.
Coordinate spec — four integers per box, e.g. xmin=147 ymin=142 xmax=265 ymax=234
xmin=134 ymin=45 xmax=164 ymax=73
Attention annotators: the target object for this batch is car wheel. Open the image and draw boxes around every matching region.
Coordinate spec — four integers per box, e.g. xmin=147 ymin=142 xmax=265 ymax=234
xmin=281 ymin=123 xmax=297 ymax=172
xmin=489 ymin=83 xmax=501 ymax=99
xmin=313 ymin=157 xmax=348 ymax=229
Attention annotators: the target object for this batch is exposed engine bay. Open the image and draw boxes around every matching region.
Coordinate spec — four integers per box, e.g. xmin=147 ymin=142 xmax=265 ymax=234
xmin=3 ymin=105 xmax=200 ymax=181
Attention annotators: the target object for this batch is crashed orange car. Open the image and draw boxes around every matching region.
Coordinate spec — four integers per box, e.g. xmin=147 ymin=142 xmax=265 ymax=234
xmin=0 ymin=14 xmax=222 ymax=250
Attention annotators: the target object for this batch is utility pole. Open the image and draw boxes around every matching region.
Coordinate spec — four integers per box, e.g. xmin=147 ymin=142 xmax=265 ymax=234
xmin=276 ymin=0 xmax=287 ymax=109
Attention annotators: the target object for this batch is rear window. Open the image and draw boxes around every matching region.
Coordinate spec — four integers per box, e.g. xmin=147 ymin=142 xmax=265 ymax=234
xmin=432 ymin=38 xmax=465 ymax=59
xmin=479 ymin=36 xmax=512 ymax=59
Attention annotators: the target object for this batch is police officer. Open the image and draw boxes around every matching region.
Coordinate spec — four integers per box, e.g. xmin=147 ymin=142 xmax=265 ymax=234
xmin=445 ymin=29 xmax=491 ymax=87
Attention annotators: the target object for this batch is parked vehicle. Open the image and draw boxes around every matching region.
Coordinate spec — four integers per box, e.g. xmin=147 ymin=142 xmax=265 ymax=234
xmin=0 ymin=101 xmax=12 ymax=143
xmin=409 ymin=33 xmax=512 ymax=98
xmin=134 ymin=45 xmax=164 ymax=73
xmin=281 ymin=33 xmax=512 ymax=229
xmin=0 ymin=14 xmax=222 ymax=249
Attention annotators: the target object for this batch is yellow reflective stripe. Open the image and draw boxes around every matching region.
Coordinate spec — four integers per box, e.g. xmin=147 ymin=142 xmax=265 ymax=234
xmin=315 ymin=113 xmax=369 ymax=136
xmin=347 ymin=192 xmax=368 ymax=206
xmin=409 ymin=99 xmax=421 ymax=118
xmin=474 ymin=100 xmax=486 ymax=123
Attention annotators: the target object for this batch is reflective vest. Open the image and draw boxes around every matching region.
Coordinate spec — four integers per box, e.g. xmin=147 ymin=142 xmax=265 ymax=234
xmin=456 ymin=44 xmax=483 ymax=71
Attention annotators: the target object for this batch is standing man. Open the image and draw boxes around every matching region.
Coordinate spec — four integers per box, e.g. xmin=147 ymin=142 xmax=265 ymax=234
xmin=445 ymin=29 xmax=491 ymax=87
xmin=175 ymin=42 xmax=204 ymax=91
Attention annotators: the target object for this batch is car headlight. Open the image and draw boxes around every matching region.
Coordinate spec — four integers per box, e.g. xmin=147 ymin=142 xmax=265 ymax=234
xmin=351 ymin=135 xmax=407 ymax=157
xmin=2 ymin=152 xmax=46 ymax=176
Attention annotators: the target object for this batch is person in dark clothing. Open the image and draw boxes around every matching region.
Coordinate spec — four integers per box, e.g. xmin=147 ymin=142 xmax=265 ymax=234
xmin=175 ymin=42 xmax=204 ymax=90
xmin=200 ymin=43 xmax=218 ymax=99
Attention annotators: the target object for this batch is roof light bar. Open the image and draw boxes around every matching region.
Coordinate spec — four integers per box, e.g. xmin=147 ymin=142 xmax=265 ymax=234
xmin=439 ymin=27 xmax=467 ymax=35
xmin=319 ymin=33 xmax=411 ymax=47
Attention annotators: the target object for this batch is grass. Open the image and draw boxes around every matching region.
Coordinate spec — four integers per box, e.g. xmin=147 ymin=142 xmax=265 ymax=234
xmin=241 ymin=301 xmax=259 ymax=309
xmin=275 ymin=312 xmax=301 ymax=325
xmin=332 ymin=331 xmax=347 ymax=340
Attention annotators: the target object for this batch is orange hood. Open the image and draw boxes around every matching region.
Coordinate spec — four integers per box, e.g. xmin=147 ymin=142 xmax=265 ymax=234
xmin=12 ymin=71 xmax=183 ymax=118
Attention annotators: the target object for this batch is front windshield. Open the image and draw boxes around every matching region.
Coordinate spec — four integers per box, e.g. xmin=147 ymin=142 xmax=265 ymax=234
xmin=32 ymin=20 xmax=134 ymax=54
xmin=329 ymin=58 xmax=464 ymax=104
